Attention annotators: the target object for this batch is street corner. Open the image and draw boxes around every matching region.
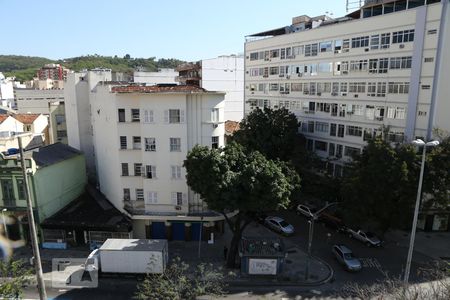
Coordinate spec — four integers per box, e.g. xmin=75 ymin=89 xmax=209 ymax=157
xmin=50 ymin=257 xmax=98 ymax=289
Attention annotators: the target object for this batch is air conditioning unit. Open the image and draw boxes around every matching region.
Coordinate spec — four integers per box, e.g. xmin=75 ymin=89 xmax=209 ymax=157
xmin=251 ymin=92 xmax=254 ymax=94
xmin=286 ymin=75 xmax=291 ymax=79
xmin=175 ymin=206 xmax=182 ymax=210
xmin=341 ymin=93 xmax=347 ymax=96
xmin=343 ymin=49 xmax=350 ymax=53
xmin=279 ymin=74 xmax=285 ymax=77
xmin=264 ymin=58 xmax=270 ymax=61
xmin=212 ymin=123 xmax=219 ymax=128
xmin=331 ymin=92 xmax=338 ymax=96
xmin=263 ymin=75 xmax=269 ymax=78
xmin=354 ymin=94 xmax=359 ymax=98
xmin=297 ymin=73 xmax=303 ymax=77
xmin=334 ymin=49 xmax=342 ymax=54
xmin=286 ymin=55 xmax=295 ymax=59
xmin=317 ymin=92 xmax=322 ymax=96
xmin=342 ymin=71 xmax=349 ymax=75
xmin=365 ymin=48 xmax=369 ymax=52
xmin=399 ymin=44 xmax=405 ymax=49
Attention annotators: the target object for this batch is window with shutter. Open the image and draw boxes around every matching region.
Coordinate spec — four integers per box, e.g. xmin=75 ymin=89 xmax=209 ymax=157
xmin=164 ymin=110 xmax=169 ymax=123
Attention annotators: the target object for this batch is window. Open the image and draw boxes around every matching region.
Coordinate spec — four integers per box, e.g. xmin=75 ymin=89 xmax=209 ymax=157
xmin=345 ymin=146 xmax=360 ymax=157
xmin=336 ymin=144 xmax=343 ymax=158
xmin=369 ymin=59 xmax=378 ymax=73
xmin=143 ymin=109 xmax=154 ymax=123
xmin=427 ymin=29 xmax=437 ymax=35
xmin=211 ymin=108 xmax=219 ymax=122
xmin=269 ymin=67 xmax=279 ymax=75
xmin=118 ymin=109 xmax=125 ymax=122
xmin=315 ymin=141 xmax=327 ymax=152
xmin=133 ymin=136 xmax=141 ymax=150
xmin=171 ymin=166 xmax=182 ymax=180
xmin=270 ymin=49 xmax=279 ymax=58
xmin=380 ymin=33 xmax=391 ymax=49
xmin=305 ymin=43 xmax=318 ymax=56
xmin=366 ymin=105 xmax=375 ymax=120
xmin=331 ymin=104 xmax=338 ymax=116
xmin=250 ymin=52 xmax=258 ymax=61
xmin=334 ymin=40 xmax=343 ymax=53
xmin=328 ymin=143 xmax=335 ymax=156
xmin=351 ymin=36 xmax=369 ymax=48
xmin=170 ymin=138 xmax=181 ymax=152
xmin=121 ymin=163 xmax=129 ymax=176
xmin=145 ymin=137 xmax=156 ymax=151
xmin=370 ymin=35 xmax=380 ymax=50
xmin=390 ymin=56 xmax=412 ymax=69
xmin=376 ymin=82 xmax=387 ymax=97
xmin=172 ymin=192 xmax=184 ymax=206
xmin=387 ymin=107 xmax=396 ymax=119
xmin=388 ymin=82 xmax=410 ymax=94
xmin=123 ymin=188 xmax=130 ymax=201
xmin=339 ymin=104 xmax=346 ymax=117
xmin=396 ymin=107 xmax=406 ymax=119
xmin=134 ymin=163 xmax=143 ymax=176
xmin=320 ymin=41 xmax=332 ymax=52
xmin=349 ymin=82 xmax=366 ymax=93
xmin=315 ymin=122 xmax=329 ymax=133
xmin=120 ymin=136 xmax=127 ymax=149
xmin=330 ymin=123 xmax=337 ymax=136
xmin=346 ymin=126 xmax=363 ymax=137
xmin=367 ymin=82 xmax=377 ymax=97
xmin=378 ymin=58 xmax=389 ymax=73
xmin=418 ymin=111 xmax=427 ymax=117
xmin=340 ymin=82 xmax=348 ymax=93
xmin=168 ymin=109 xmax=182 ymax=123
xmin=131 ymin=109 xmax=140 ymax=122
xmin=293 ymin=45 xmax=304 ymax=56
xmin=270 ymin=83 xmax=279 ymax=91
xmin=342 ymin=39 xmax=350 ymax=52
xmin=422 ymin=85 xmax=431 ymax=90
xmin=145 ymin=165 xmax=157 ymax=179
xmin=291 ymin=83 xmax=302 ymax=92
xmin=136 ymin=189 xmax=144 ymax=201
xmin=350 ymin=60 xmax=368 ymax=72
xmin=338 ymin=124 xmax=345 ymax=137
xmin=424 ymin=57 xmax=434 ymax=63
xmin=57 ymin=130 xmax=67 ymax=138
xmin=318 ymin=62 xmax=332 ymax=73
xmin=353 ymin=105 xmax=364 ymax=116
xmin=146 ymin=192 xmax=158 ymax=204
xmin=392 ymin=30 xmax=415 ymax=43
xmin=16 ymin=179 xmax=25 ymax=200
xmin=55 ymin=114 xmax=65 ymax=124
xmin=211 ymin=136 xmax=219 ymax=149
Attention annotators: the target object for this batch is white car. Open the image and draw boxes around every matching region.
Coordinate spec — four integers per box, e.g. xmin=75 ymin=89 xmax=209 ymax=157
xmin=332 ymin=244 xmax=362 ymax=272
xmin=264 ymin=216 xmax=295 ymax=236
xmin=348 ymin=229 xmax=382 ymax=247
xmin=296 ymin=204 xmax=317 ymax=218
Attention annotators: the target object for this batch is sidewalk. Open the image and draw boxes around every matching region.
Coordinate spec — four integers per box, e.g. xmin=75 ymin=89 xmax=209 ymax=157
xmin=384 ymin=230 xmax=450 ymax=261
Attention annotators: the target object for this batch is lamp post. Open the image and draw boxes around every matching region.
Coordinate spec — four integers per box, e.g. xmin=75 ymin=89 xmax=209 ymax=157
xmin=198 ymin=216 xmax=204 ymax=259
xmin=1 ymin=208 xmax=8 ymax=240
xmin=403 ymin=139 xmax=439 ymax=284
xmin=304 ymin=202 xmax=338 ymax=280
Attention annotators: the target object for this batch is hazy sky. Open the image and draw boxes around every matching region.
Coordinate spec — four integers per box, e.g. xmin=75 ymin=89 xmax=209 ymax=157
xmin=1 ymin=0 xmax=347 ymax=61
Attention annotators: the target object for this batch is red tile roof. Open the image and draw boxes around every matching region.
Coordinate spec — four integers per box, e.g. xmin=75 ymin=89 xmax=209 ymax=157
xmin=111 ymin=85 xmax=207 ymax=94
xmin=13 ymin=114 xmax=41 ymax=124
xmin=225 ymin=120 xmax=240 ymax=135
xmin=0 ymin=115 xmax=9 ymax=124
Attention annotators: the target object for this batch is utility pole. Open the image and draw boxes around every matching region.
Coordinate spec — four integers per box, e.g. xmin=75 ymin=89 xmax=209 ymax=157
xmin=198 ymin=216 xmax=204 ymax=259
xmin=18 ymin=137 xmax=47 ymax=300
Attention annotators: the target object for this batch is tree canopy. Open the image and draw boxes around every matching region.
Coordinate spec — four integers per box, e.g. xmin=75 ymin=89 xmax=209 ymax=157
xmin=184 ymin=142 xmax=299 ymax=267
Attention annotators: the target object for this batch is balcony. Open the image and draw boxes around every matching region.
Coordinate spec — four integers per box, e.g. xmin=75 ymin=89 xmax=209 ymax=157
xmin=123 ymin=200 xmax=221 ymax=218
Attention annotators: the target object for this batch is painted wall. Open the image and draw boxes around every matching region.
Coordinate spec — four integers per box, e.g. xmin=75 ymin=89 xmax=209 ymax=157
xmin=133 ymin=69 xmax=178 ymax=85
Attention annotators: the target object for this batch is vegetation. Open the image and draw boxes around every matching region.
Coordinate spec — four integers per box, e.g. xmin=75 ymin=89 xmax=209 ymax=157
xmin=184 ymin=142 xmax=299 ymax=267
xmin=0 ymin=259 xmax=33 ymax=299
xmin=0 ymin=54 xmax=184 ymax=81
xmin=134 ymin=257 xmax=225 ymax=300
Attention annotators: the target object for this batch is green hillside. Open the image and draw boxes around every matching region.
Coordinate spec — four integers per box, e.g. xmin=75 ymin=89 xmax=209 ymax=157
xmin=0 ymin=55 xmax=185 ymax=82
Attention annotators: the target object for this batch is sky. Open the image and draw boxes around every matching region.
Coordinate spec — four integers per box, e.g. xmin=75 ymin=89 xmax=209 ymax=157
xmin=0 ymin=0 xmax=347 ymax=61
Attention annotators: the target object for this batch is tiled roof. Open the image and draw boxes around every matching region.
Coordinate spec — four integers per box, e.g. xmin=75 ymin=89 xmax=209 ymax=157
xmin=0 ymin=115 xmax=9 ymax=124
xmin=225 ymin=120 xmax=240 ymax=135
xmin=111 ymin=85 xmax=207 ymax=94
xmin=13 ymin=114 xmax=41 ymax=124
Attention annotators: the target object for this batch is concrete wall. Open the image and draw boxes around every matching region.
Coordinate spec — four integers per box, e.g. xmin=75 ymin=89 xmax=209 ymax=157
xmin=133 ymin=69 xmax=178 ymax=85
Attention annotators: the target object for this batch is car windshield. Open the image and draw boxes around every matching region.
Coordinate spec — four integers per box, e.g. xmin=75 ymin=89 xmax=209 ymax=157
xmin=344 ymin=253 xmax=354 ymax=260
xmin=279 ymin=220 xmax=290 ymax=227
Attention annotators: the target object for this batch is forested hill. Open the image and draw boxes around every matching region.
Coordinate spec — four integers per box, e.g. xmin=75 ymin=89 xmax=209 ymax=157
xmin=0 ymin=55 xmax=185 ymax=81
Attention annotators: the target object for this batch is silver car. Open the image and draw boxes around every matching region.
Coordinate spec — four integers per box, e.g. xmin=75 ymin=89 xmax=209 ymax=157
xmin=332 ymin=244 xmax=362 ymax=272
xmin=264 ymin=216 xmax=295 ymax=236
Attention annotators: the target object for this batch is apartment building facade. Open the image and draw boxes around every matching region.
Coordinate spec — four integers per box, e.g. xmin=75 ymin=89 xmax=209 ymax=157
xmin=244 ymin=0 xmax=449 ymax=176
xmin=88 ymin=83 xmax=227 ymax=241
xmin=177 ymin=55 xmax=245 ymax=122
xmin=37 ymin=64 xmax=69 ymax=81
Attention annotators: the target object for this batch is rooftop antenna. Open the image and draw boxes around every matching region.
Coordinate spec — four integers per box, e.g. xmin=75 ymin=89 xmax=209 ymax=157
xmin=346 ymin=0 xmax=365 ymax=12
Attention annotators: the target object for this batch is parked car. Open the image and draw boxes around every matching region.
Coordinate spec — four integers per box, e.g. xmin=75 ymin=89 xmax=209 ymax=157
xmin=347 ymin=229 xmax=382 ymax=247
xmin=264 ymin=216 xmax=295 ymax=236
xmin=296 ymin=204 xmax=317 ymax=218
xmin=332 ymin=244 xmax=362 ymax=272
xmin=319 ymin=212 xmax=347 ymax=233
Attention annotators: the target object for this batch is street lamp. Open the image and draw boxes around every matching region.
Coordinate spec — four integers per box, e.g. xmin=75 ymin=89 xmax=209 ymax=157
xmin=403 ymin=139 xmax=439 ymax=284
xmin=1 ymin=208 xmax=8 ymax=240
xmin=304 ymin=202 xmax=338 ymax=280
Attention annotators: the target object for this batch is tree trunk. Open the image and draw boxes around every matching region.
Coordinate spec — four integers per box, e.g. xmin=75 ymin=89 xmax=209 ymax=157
xmin=226 ymin=229 xmax=242 ymax=268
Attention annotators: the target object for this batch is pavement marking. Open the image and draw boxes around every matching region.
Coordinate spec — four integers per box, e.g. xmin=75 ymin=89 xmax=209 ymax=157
xmin=359 ymin=257 xmax=382 ymax=269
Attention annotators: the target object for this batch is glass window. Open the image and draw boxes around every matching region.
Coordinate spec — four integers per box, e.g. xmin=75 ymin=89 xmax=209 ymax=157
xmin=118 ymin=109 xmax=125 ymax=122
xmin=371 ymin=35 xmax=380 ymax=50
xmin=145 ymin=165 xmax=156 ymax=179
xmin=136 ymin=189 xmax=144 ymax=201
xmin=133 ymin=136 xmax=141 ymax=150
xmin=320 ymin=41 xmax=332 ymax=52
xmin=134 ymin=163 xmax=142 ymax=176
xmin=334 ymin=40 xmax=342 ymax=53
xmin=381 ymin=33 xmax=391 ymax=49
xmin=131 ymin=109 xmax=140 ymax=122
xmin=16 ymin=179 xmax=25 ymax=200
xmin=145 ymin=137 xmax=156 ymax=151
xmin=171 ymin=166 xmax=182 ymax=180
xmin=169 ymin=109 xmax=181 ymax=123
xmin=121 ymin=163 xmax=129 ymax=176
xmin=123 ymin=188 xmax=130 ymax=201
xmin=170 ymin=138 xmax=181 ymax=152
xmin=120 ymin=136 xmax=127 ymax=149
xmin=211 ymin=136 xmax=219 ymax=149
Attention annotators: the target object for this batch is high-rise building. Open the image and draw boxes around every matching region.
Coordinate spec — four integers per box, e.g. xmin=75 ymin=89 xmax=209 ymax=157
xmin=37 ymin=64 xmax=69 ymax=81
xmin=244 ymin=0 xmax=449 ymax=176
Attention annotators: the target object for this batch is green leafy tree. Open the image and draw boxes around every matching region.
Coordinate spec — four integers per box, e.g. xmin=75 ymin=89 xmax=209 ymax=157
xmin=342 ymin=137 xmax=418 ymax=233
xmin=0 ymin=259 xmax=33 ymax=299
xmin=184 ymin=142 xmax=299 ymax=267
xmin=134 ymin=257 xmax=225 ymax=300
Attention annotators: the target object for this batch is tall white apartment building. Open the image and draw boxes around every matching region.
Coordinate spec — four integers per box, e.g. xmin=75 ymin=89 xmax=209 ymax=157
xmin=65 ymin=74 xmax=228 ymax=240
xmin=244 ymin=0 xmax=449 ymax=176
xmin=177 ymin=55 xmax=245 ymax=122
xmin=133 ymin=68 xmax=179 ymax=85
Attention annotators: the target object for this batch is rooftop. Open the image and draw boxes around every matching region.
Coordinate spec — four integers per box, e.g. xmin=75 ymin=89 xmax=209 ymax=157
xmin=41 ymin=185 xmax=131 ymax=232
xmin=100 ymin=239 xmax=167 ymax=252
xmin=0 ymin=115 xmax=10 ymax=124
xmin=111 ymin=84 xmax=208 ymax=94
xmin=240 ymin=237 xmax=286 ymax=257
xmin=31 ymin=143 xmax=82 ymax=168
xmin=12 ymin=114 xmax=41 ymax=124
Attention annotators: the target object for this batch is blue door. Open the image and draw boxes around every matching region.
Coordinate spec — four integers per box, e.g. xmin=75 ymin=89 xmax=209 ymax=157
xmin=172 ymin=223 xmax=185 ymax=241
xmin=191 ymin=223 xmax=202 ymax=241
xmin=151 ymin=222 xmax=166 ymax=239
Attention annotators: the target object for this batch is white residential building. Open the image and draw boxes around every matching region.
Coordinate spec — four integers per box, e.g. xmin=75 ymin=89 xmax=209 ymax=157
xmin=14 ymin=88 xmax=67 ymax=144
xmin=0 ymin=73 xmax=15 ymax=109
xmin=177 ymin=55 xmax=245 ymax=122
xmin=244 ymin=0 xmax=449 ymax=176
xmin=133 ymin=68 xmax=178 ymax=85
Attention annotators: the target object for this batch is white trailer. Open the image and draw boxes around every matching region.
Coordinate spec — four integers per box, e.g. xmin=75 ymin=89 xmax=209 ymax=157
xmin=85 ymin=239 xmax=168 ymax=274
